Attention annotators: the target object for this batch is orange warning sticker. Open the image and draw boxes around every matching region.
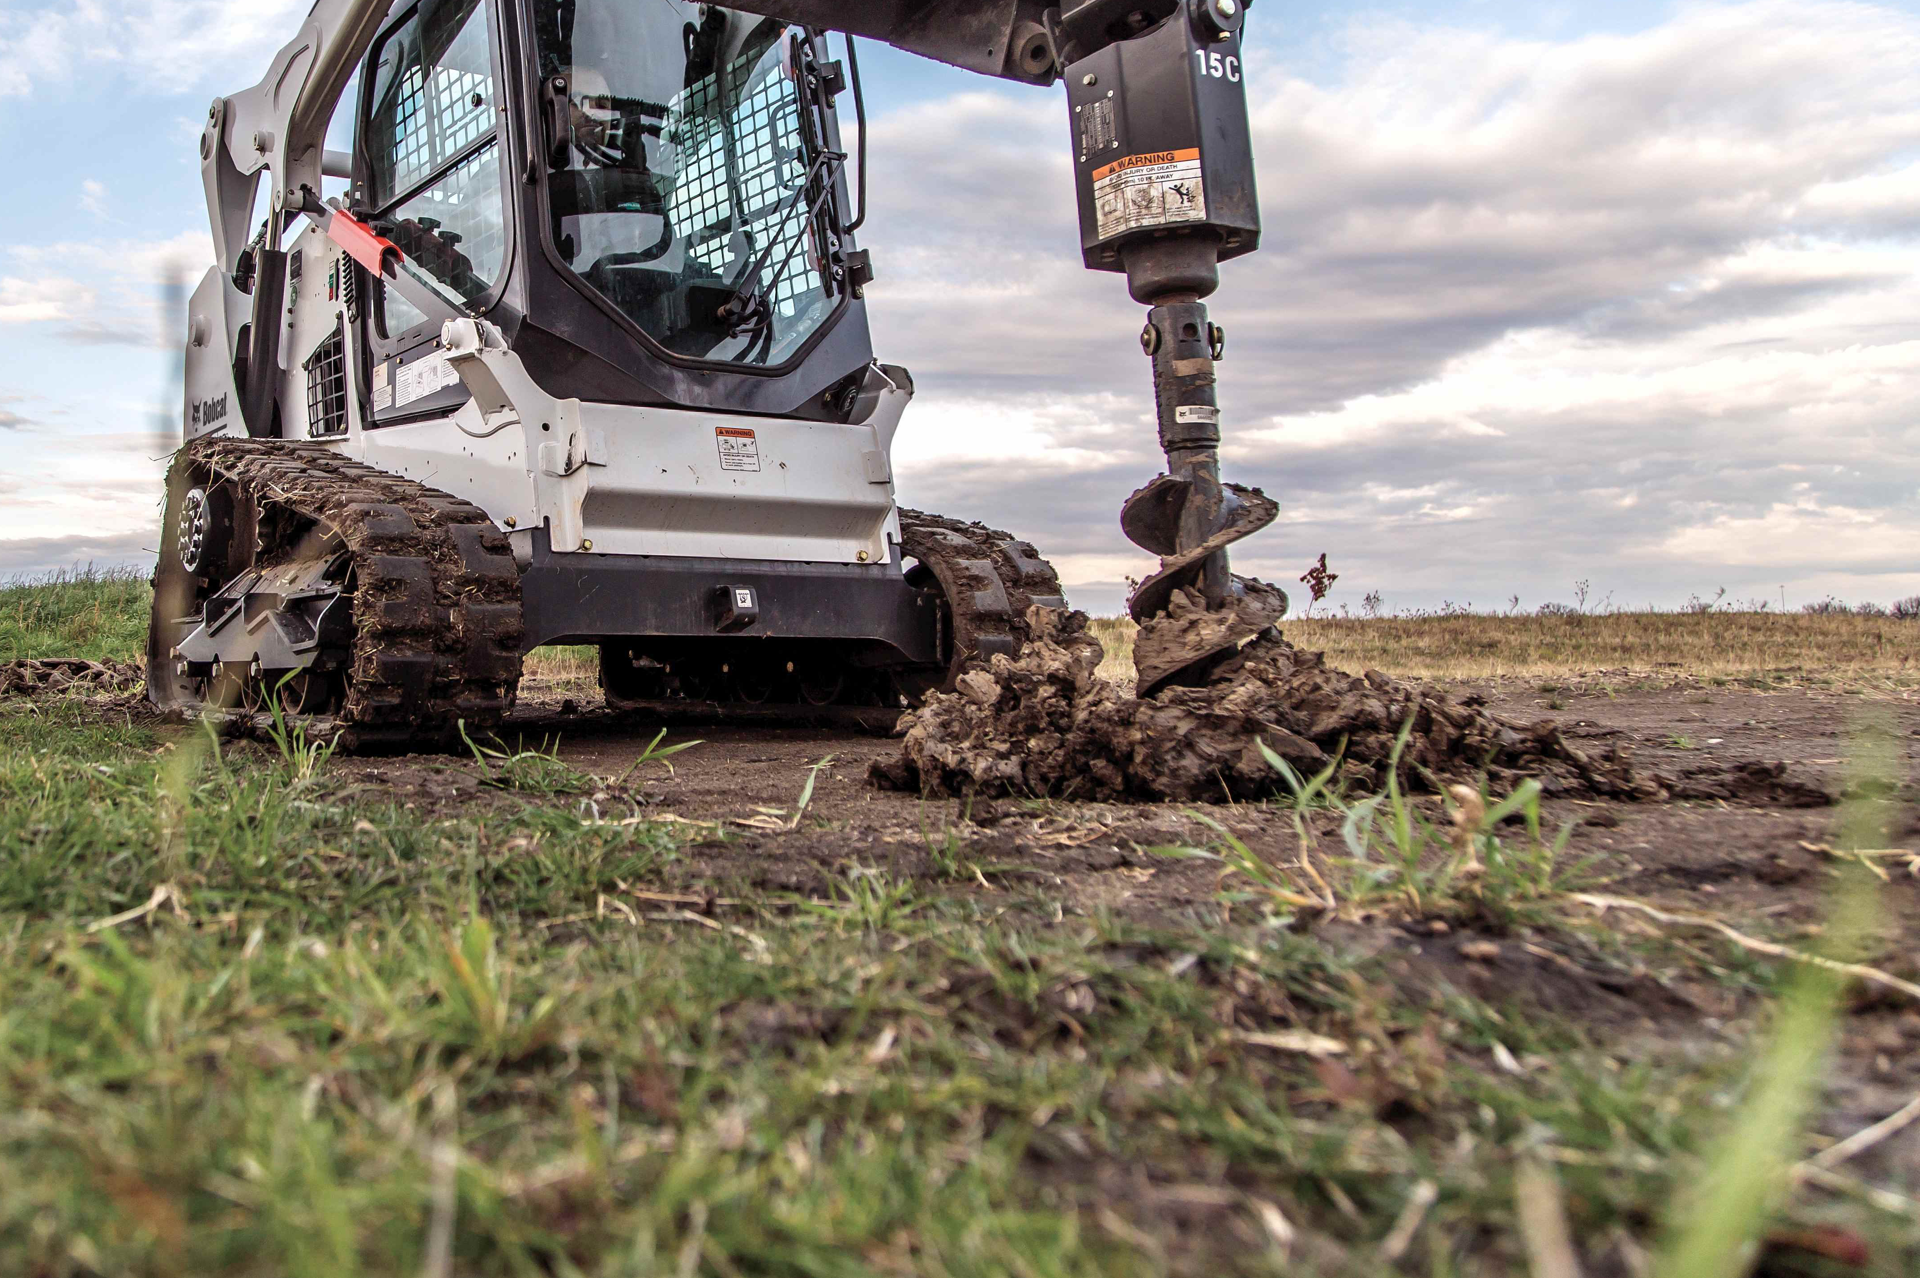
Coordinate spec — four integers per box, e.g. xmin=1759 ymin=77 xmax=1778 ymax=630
xmin=715 ymin=425 xmax=760 ymax=472
xmin=1092 ymin=149 xmax=1206 ymax=242
xmin=1090 ymin=148 xmax=1200 ymax=183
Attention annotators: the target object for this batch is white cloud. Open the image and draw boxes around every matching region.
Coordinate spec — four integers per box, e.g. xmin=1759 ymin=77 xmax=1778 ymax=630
xmin=0 ymin=430 xmax=168 ymax=559
xmin=3 ymin=231 xmax=210 ymax=345
xmin=0 ymin=0 xmax=309 ymax=98
xmin=0 ymin=277 xmax=89 ymax=323
xmin=79 ymin=179 xmax=107 ymax=219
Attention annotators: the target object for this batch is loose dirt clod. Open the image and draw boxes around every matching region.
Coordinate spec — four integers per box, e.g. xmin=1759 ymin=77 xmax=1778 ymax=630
xmin=0 ymin=658 xmax=145 ymax=700
xmin=873 ymin=602 xmax=1666 ymax=802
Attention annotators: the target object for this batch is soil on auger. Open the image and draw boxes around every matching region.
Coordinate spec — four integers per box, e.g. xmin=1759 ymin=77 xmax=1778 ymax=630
xmin=874 ymin=597 xmax=1666 ymax=803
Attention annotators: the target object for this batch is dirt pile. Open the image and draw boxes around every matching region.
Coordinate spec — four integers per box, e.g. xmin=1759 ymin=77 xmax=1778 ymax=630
xmin=0 ymin=659 xmax=145 ymax=700
xmin=873 ymin=601 xmax=1664 ymax=803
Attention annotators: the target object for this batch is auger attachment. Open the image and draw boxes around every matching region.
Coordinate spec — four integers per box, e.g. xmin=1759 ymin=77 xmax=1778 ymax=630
xmin=1056 ymin=0 xmax=1281 ymax=693
xmin=1119 ymin=307 xmax=1285 ymax=696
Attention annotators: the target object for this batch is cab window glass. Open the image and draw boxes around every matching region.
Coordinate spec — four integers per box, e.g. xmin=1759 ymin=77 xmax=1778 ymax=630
xmin=364 ymin=0 xmax=505 ymax=335
xmin=534 ymin=2 xmax=845 ymax=366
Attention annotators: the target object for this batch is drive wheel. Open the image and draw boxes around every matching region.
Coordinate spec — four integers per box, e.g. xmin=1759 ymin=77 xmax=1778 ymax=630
xmin=796 ymin=666 xmax=845 ymax=706
xmin=175 ymin=483 xmax=236 ymax=582
xmin=146 ymin=464 xmax=237 ymax=711
xmin=725 ymin=657 xmax=779 ymax=704
xmin=269 ymin=668 xmax=344 ymax=716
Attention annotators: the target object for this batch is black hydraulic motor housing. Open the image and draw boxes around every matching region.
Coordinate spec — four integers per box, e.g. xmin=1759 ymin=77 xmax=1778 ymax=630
xmin=1061 ymin=0 xmax=1260 ymax=304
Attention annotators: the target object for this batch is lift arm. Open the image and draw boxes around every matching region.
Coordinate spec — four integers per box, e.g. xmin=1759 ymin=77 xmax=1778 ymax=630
xmin=202 ymin=0 xmax=396 ymax=273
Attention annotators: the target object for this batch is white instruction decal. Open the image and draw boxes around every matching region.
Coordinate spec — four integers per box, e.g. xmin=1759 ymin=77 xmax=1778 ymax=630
xmin=1175 ymin=405 xmax=1220 ymax=425
xmin=373 ymin=359 xmax=393 ymax=411
xmin=1093 ymin=148 xmax=1206 ymax=242
xmin=716 ymin=426 xmax=760 ymax=472
xmin=394 ymin=353 xmax=459 ymax=408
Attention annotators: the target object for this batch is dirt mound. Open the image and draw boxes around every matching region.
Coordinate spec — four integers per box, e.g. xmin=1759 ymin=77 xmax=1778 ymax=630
xmin=873 ymin=603 xmax=1663 ymax=803
xmin=0 ymin=659 xmax=145 ymax=700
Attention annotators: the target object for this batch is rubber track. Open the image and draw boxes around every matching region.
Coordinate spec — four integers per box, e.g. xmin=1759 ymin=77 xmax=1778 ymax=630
xmin=175 ymin=438 xmax=524 ymax=746
xmin=897 ymin=508 xmax=1066 ymax=686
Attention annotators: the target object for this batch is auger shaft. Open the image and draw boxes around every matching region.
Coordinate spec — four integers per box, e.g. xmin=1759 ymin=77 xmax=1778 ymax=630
xmin=1143 ymin=297 xmax=1230 ymax=608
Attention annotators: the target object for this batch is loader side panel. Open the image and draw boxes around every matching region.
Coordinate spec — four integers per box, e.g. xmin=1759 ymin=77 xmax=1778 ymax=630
xmin=574 ymin=407 xmax=894 ymax=564
xmin=182 ymin=267 xmax=248 ymax=440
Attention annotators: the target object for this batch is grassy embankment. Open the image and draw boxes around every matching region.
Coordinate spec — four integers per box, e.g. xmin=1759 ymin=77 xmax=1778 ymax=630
xmin=0 ymin=567 xmax=152 ymax=664
xmin=0 ymin=572 xmax=1915 ymax=1274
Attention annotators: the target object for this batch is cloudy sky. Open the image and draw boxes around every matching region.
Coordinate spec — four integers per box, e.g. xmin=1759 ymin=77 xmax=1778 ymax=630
xmin=3 ymin=0 xmax=1919 ymax=617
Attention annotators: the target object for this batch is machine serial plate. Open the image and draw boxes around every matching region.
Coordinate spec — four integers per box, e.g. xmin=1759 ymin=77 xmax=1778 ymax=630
xmin=1092 ymin=148 xmax=1207 ymax=241
xmin=715 ymin=425 xmax=761 ymax=472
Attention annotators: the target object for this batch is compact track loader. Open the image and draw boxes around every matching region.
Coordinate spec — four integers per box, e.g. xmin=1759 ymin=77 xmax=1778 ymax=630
xmin=151 ymin=0 xmax=1275 ymax=745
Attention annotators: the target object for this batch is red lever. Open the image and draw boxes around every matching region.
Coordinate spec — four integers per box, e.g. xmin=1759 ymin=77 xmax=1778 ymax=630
xmin=326 ymin=211 xmax=399 ymax=277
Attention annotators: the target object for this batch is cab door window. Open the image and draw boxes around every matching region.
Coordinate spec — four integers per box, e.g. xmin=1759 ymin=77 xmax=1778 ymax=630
xmin=364 ymin=0 xmax=506 ymax=336
xmin=533 ymin=3 xmax=848 ymax=367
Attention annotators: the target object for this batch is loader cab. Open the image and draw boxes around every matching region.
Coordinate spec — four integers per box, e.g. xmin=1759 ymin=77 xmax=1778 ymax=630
xmin=348 ymin=0 xmax=874 ymax=425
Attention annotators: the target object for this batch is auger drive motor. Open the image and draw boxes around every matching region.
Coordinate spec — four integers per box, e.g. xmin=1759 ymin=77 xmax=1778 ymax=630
xmin=152 ymin=0 xmax=1274 ymax=744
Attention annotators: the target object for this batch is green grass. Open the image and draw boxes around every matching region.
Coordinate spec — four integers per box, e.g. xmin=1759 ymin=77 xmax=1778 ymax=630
xmin=1 ymin=702 xmax=1915 ymax=1275
xmin=0 ymin=567 xmax=152 ymax=663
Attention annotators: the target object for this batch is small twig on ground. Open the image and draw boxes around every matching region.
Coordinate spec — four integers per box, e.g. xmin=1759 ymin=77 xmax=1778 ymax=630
xmin=422 ymin=1082 xmax=458 ymax=1278
xmin=1252 ymin=1199 xmax=1296 ymax=1261
xmin=645 ymin=908 xmax=770 ymax=958
xmin=1377 ymin=1178 xmax=1438 ymax=1262
xmin=595 ymin=893 xmax=640 ymax=926
xmin=627 ymin=889 xmax=739 ymax=908
xmin=1808 ymin=1092 xmax=1920 ymax=1172
xmin=1571 ymin=893 xmax=1920 ymax=1003
xmin=1800 ymin=841 xmax=1919 ymax=880
xmin=581 ymin=813 xmax=718 ymax=830
xmin=1794 ymin=1163 xmax=1920 ymax=1219
xmin=85 ymin=883 xmax=185 ymax=933
xmin=1513 ymin=1152 xmax=1585 ymax=1278
xmin=1234 ymin=1029 xmax=1349 ymax=1058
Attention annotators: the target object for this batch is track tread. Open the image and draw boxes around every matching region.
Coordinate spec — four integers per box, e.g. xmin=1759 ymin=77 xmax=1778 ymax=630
xmin=897 ymin=508 xmax=1067 ymax=689
xmin=151 ymin=438 xmax=524 ymax=746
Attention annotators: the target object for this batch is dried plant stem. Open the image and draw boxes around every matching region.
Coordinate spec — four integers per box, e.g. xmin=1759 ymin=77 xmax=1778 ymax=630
xmin=1513 ymin=1152 xmax=1585 ymax=1278
xmin=1808 ymin=1092 xmax=1920 ymax=1172
xmin=1570 ymin=894 xmax=1920 ymax=1003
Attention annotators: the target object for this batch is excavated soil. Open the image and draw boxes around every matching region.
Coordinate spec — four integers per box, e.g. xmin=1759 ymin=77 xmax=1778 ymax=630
xmin=875 ymin=605 xmax=1663 ymax=802
xmin=0 ymin=659 xmax=147 ymax=705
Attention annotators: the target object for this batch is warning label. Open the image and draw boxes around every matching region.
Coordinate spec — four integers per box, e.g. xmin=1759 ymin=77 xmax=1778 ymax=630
xmin=715 ymin=425 xmax=760 ymax=472
xmin=1092 ymin=148 xmax=1206 ymax=242
xmin=393 ymin=353 xmax=459 ymax=409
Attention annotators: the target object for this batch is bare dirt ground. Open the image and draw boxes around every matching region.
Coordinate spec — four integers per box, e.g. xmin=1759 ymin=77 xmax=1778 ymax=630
xmin=386 ymin=669 xmax=1919 ymax=1207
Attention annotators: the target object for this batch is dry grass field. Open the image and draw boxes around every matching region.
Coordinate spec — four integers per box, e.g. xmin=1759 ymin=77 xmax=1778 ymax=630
xmin=1090 ymin=611 xmax=1919 ymax=685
